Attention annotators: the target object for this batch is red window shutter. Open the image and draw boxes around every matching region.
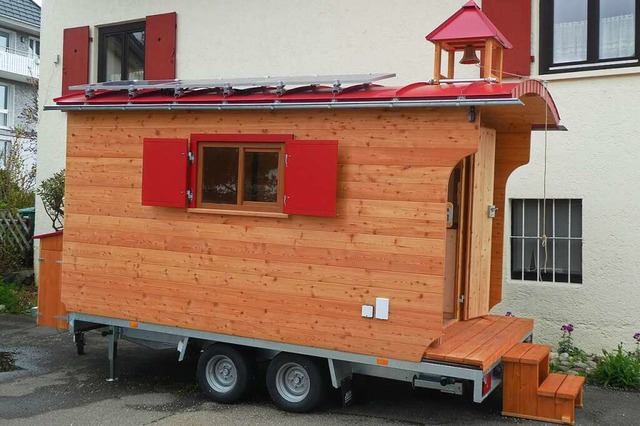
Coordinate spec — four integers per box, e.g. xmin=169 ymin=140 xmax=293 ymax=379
xmin=483 ymin=0 xmax=531 ymax=77
xmin=284 ymin=140 xmax=338 ymax=217
xmin=62 ymin=26 xmax=90 ymax=95
xmin=142 ymin=138 xmax=188 ymax=207
xmin=145 ymin=12 xmax=177 ymax=80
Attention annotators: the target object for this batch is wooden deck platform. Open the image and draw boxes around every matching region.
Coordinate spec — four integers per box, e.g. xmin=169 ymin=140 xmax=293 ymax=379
xmin=424 ymin=315 xmax=534 ymax=372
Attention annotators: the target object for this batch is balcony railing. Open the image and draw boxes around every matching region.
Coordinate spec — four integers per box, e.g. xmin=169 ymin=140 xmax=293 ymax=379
xmin=0 ymin=47 xmax=39 ymax=81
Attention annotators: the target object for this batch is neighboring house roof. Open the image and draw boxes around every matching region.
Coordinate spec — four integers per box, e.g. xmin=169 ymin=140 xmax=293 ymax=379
xmin=0 ymin=0 xmax=41 ymax=28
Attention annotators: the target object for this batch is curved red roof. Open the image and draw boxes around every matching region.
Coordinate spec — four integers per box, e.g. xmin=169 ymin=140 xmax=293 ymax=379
xmin=50 ymin=79 xmax=560 ymax=127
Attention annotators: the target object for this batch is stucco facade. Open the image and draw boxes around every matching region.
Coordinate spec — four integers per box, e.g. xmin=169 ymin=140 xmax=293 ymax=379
xmin=37 ymin=0 xmax=639 ymax=353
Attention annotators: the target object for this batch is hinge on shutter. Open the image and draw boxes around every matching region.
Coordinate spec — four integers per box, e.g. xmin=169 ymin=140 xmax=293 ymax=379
xmin=187 ymin=151 xmax=195 ymax=164
xmin=458 ymin=295 xmax=465 ymax=304
xmin=187 ymin=190 xmax=194 ymax=203
xmin=284 ymin=195 xmax=288 ymax=207
xmin=285 ymin=153 xmax=289 ymax=168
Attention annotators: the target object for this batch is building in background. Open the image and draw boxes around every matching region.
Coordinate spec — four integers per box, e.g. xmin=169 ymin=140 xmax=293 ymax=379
xmin=36 ymin=0 xmax=639 ymax=353
xmin=0 ymin=0 xmax=40 ymax=167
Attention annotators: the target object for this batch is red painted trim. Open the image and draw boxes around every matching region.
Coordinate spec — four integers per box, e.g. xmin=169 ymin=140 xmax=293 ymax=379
xmin=510 ymin=79 xmax=560 ymax=125
xmin=188 ymin=139 xmax=198 ymax=208
xmin=142 ymin=138 xmax=189 ymax=207
xmin=483 ymin=0 xmax=531 ymax=76
xmin=62 ymin=26 xmax=90 ymax=95
xmin=33 ymin=230 xmax=63 ymax=240
xmin=145 ymin=12 xmax=177 ymax=80
xmin=284 ymin=140 xmax=339 ymax=217
xmin=190 ymin=133 xmax=295 ymax=143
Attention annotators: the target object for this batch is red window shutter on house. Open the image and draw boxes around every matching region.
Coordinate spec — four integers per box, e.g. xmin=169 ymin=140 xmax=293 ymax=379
xmin=483 ymin=0 xmax=531 ymax=77
xmin=145 ymin=12 xmax=177 ymax=80
xmin=284 ymin=140 xmax=338 ymax=217
xmin=62 ymin=26 xmax=90 ymax=95
xmin=142 ymin=138 xmax=188 ymax=207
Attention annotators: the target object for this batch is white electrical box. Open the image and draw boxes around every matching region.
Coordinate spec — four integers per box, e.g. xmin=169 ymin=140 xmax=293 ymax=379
xmin=375 ymin=298 xmax=389 ymax=320
xmin=361 ymin=304 xmax=374 ymax=318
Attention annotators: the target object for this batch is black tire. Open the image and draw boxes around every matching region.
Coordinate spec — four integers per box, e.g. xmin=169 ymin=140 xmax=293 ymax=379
xmin=197 ymin=344 xmax=255 ymax=403
xmin=74 ymin=332 xmax=85 ymax=355
xmin=266 ymin=353 xmax=327 ymax=413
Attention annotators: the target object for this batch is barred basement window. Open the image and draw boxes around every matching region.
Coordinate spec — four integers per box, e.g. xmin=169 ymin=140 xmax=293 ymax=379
xmin=511 ymin=199 xmax=583 ymax=283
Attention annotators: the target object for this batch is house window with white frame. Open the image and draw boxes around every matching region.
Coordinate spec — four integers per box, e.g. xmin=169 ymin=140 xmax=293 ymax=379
xmin=540 ymin=0 xmax=639 ymax=74
xmin=510 ymin=199 xmax=583 ymax=284
xmin=0 ymin=84 xmax=10 ymax=128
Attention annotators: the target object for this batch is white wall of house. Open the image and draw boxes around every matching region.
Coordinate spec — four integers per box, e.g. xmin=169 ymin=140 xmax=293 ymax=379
xmin=494 ymin=1 xmax=640 ymax=354
xmin=37 ymin=0 xmax=639 ymax=353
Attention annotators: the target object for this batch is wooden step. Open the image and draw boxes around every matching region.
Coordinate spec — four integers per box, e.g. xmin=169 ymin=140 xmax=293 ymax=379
xmin=502 ymin=343 xmax=585 ymax=425
xmin=537 ymin=373 xmax=585 ymax=425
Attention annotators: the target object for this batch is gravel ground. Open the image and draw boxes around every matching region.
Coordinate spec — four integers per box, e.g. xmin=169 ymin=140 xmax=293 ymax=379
xmin=1 ymin=314 xmax=639 ymax=425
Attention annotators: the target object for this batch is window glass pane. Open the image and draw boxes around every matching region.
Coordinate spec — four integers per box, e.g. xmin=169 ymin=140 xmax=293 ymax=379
xmin=539 ymin=237 xmax=555 ymax=281
xmin=554 ymin=199 xmax=569 ymax=237
xmin=0 ymin=85 xmax=7 ymax=127
xmin=202 ymin=148 xmax=239 ymax=204
xmin=244 ymin=151 xmax=279 ymax=203
xmin=523 ymin=238 xmax=539 ymax=280
xmin=511 ymin=199 xmax=523 ymax=236
xmin=105 ymin=34 xmax=123 ymax=81
xmin=570 ymin=240 xmax=583 ymax=283
xmin=553 ymin=0 xmax=588 ymax=63
xmin=127 ymin=31 xmax=145 ymax=80
xmin=538 ymin=199 xmax=554 ymax=237
xmin=524 ymin=199 xmax=539 ymax=237
xmin=571 ymin=199 xmax=582 ymax=238
xmin=511 ymin=237 xmax=524 ymax=279
xmin=600 ymin=0 xmax=635 ymax=59
xmin=0 ymin=31 xmax=8 ymax=49
xmin=554 ymin=239 xmax=569 ymax=282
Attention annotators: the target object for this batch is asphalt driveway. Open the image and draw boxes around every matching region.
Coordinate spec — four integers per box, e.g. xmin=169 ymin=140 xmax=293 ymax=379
xmin=1 ymin=314 xmax=638 ymax=425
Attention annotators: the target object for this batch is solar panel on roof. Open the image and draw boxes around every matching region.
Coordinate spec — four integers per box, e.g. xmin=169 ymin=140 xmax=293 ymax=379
xmin=69 ymin=73 xmax=396 ymax=98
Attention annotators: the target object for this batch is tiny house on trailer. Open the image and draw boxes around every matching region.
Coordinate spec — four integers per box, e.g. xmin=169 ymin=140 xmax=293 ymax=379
xmin=41 ymin=2 xmax=584 ymax=424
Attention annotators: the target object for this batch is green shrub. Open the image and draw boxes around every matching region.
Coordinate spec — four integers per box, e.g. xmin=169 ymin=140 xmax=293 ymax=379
xmin=0 ymin=279 xmax=36 ymax=314
xmin=589 ymin=344 xmax=640 ymax=390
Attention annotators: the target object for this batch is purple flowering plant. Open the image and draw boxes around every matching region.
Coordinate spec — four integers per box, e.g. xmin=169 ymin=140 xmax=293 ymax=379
xmin=558 ymin=323 xmax=576 ymax=354
xmin=634 ymin=332 xmax=640 ymax=358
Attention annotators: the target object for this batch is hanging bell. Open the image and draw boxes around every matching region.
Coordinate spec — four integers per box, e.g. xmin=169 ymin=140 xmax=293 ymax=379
xmin=459 ymin=45 xmax=480 ymax=65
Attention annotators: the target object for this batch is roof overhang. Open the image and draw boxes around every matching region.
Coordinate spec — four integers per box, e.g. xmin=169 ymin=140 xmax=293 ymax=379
xmin=45 ymin=78 xmax=561 ymax=131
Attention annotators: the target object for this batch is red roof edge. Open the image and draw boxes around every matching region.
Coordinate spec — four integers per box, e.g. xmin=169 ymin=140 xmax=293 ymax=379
xmin=33 ymin=230 xmax=63 ymax=239
xmin=510 ymin=79 xmax=561 ymax=126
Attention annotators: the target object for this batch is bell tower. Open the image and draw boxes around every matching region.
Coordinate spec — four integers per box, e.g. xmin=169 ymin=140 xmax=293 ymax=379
xmin=425 ymin=1 xmax=512 ymax=83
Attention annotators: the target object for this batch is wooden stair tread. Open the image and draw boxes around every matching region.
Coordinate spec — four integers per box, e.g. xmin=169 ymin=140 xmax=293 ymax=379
xmin=520 ymin=344 xmax=552 ymax=364
xmin=503 ymin=342 xmax=534 ymax=362
xmin=538 ymin=373 xmax=567 ymax=397
xmin=557 ymin=375 xmax=585 ymax=399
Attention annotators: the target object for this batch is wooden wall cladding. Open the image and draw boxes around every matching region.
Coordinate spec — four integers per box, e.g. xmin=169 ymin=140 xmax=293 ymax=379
xmin=62 ymin=108 xmax=481 ymax=361
xmin=465 ymin=128 xmax=496 ymax=319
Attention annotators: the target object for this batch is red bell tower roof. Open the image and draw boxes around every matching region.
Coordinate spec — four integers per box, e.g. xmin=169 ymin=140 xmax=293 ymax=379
xmin=425 ymin=1 xmax=512 ymax=49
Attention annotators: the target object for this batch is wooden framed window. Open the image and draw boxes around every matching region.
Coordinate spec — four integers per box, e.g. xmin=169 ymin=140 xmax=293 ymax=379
xmin=197 ymin=142 xmax=285 ymax=213
xmin=142 ymin=134 xmax=339 ymax=217
xmin=540 ymin=0 xmax=640 ymax=74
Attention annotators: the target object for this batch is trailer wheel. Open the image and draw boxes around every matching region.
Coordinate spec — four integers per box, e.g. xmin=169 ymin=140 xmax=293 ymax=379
xmin=266 ymin=353 xmax=326 ymax=412
xmin=197 ymin=344 xmax=254 ymax=403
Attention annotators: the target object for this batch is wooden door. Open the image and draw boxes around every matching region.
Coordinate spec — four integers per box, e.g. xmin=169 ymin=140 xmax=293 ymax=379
xmin=464 ymin=128 xmax=496 ymax=319
xmin=37 ymin=234 xmax=67 ymax=329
